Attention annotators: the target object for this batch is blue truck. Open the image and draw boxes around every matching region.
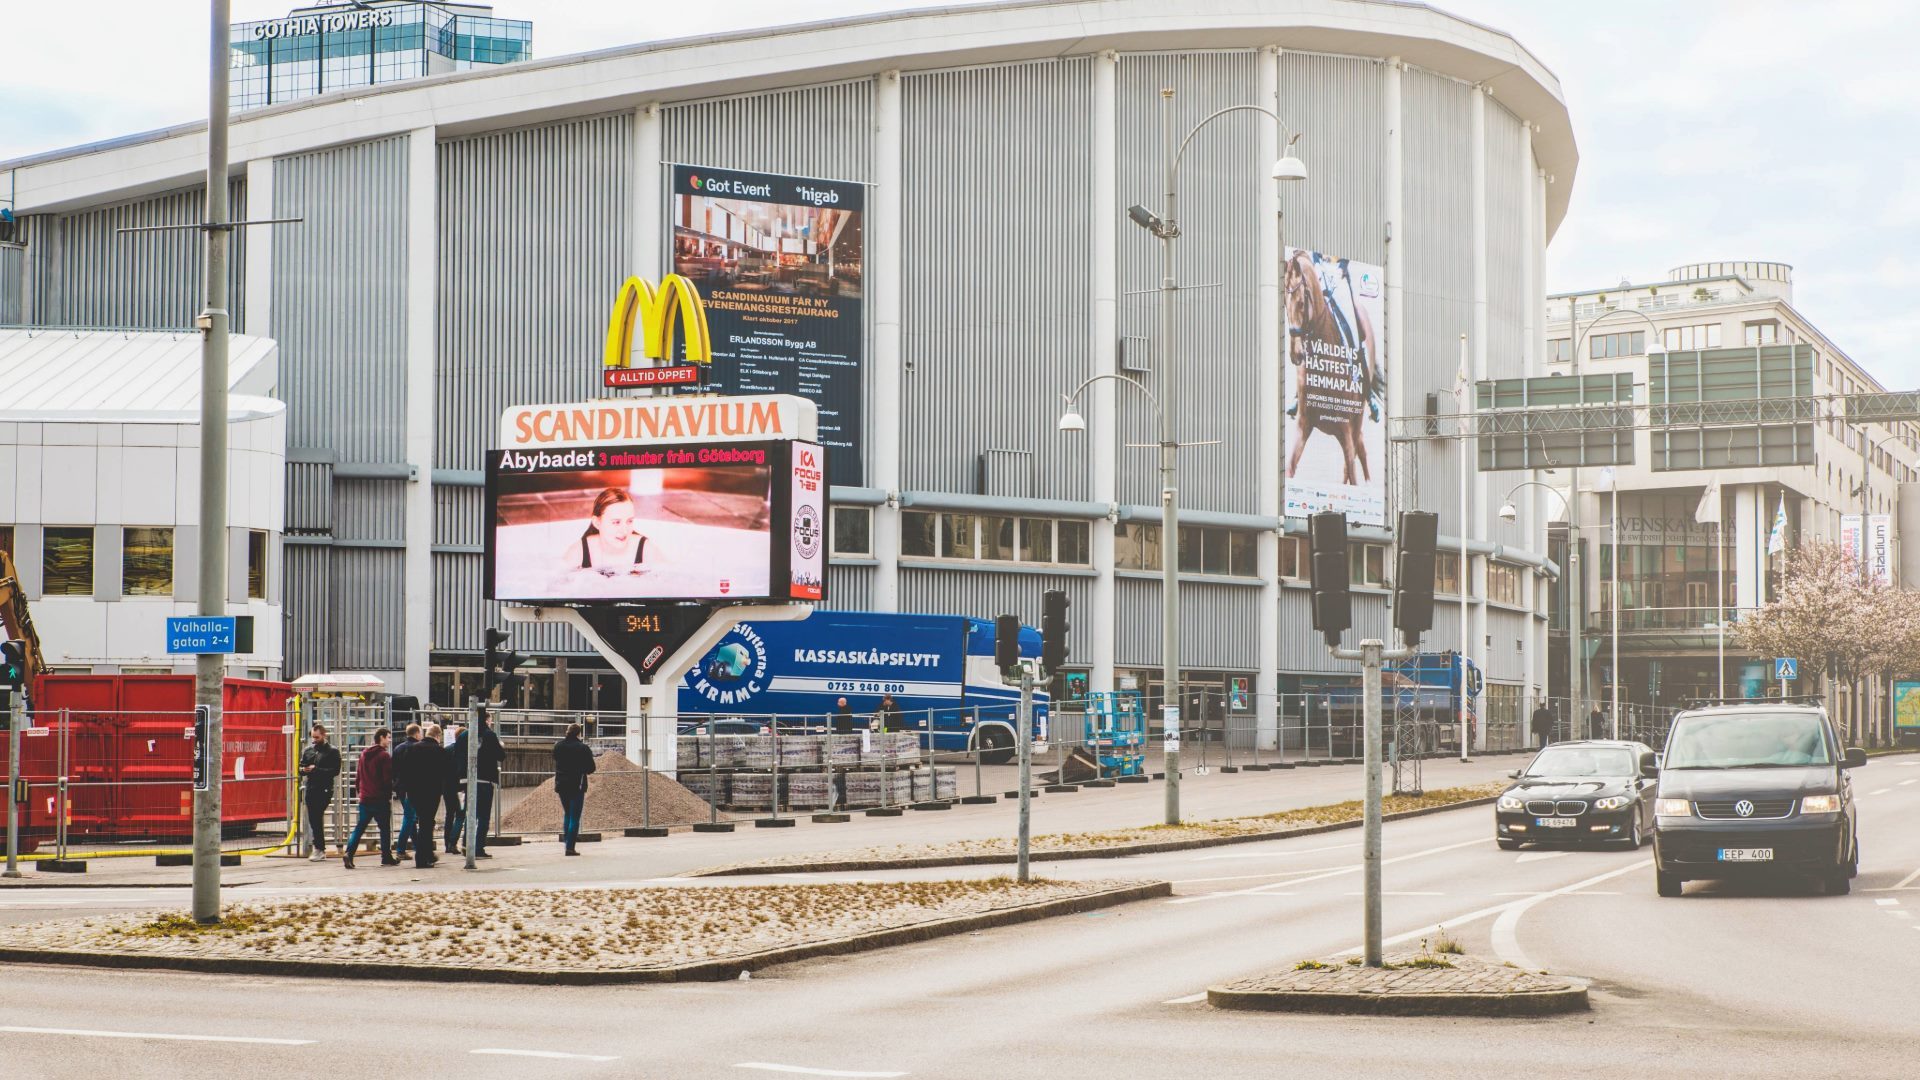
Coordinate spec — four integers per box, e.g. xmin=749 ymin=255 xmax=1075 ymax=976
xmin=1312 ymin=651 xmax=1481 ymax=756
xmin=678 ymin=610 xmax=1049 ymax=763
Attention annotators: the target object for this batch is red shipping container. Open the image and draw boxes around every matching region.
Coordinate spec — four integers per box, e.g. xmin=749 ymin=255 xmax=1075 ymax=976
xmin=19 ymin=675 xmax=295 ymax=843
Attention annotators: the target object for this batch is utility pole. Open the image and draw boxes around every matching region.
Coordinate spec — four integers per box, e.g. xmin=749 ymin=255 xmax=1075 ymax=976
xmin=1457 ymin=334 xmax=1471 ymax=763
xmin=1330 ymin=636 xmax=1415 ymax=966
xmin=192 ymin=0 xmax=233 ymax=925
xmin=5 ymin=693 xmax=21 ymax=878
xmin=464 ymin=700 xmax=481 ymax=871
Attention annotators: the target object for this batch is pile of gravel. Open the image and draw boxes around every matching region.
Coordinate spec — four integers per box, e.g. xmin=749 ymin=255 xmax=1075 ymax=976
xmin=500 ymin=752 xmax=720 ymax=833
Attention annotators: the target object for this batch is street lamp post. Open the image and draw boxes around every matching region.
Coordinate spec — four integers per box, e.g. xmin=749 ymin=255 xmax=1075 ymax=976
xmin=1500 ymin=481 xmax=1571 ymax=742
xmin=1081 ymin=88 xmax=1303 ymax=826
xmin=1559 ymin=305 xmax=1665 ymax=734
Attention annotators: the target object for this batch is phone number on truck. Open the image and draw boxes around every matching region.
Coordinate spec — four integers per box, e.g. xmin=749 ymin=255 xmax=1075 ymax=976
xmin=826 ymin=681 xmax=907 ymax=694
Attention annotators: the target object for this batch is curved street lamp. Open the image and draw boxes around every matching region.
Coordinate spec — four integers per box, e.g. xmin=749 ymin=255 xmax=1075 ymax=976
xmin=1093 ymin=88 xmax=1305 ymax=827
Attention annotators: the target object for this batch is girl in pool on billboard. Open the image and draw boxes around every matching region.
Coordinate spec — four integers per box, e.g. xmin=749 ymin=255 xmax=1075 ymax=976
xmin=555 ymin=488 xmax=654 ymax=588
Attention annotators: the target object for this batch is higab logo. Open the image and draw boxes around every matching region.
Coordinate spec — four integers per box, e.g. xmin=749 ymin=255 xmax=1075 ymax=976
xmin=688 ymin=174 xmax=703 ymax=190
xmin=793 ymin=447 xmax=823 ymax=493
xmin=796 ymin=185 xmax=839 ymax=206
xmin=1355 ymin=267 xmax=1381 ymax=298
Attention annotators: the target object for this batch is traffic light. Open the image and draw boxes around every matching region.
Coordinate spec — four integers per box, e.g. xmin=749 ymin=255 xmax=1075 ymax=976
xmin=1308 ymin=512 xmax=1351 ymax=648
xmin=994 ymin=614 xmax=1021 ymax=673
xmin=1041 ymin=590 xmax=1069 ymax=675
xmin=498 ymin=650 xmax=531 ymax=703
xmin=0 ymin=639 xmax=26 ymax=690
xmin=1393 ymin=510 xmax=1439 ymax=642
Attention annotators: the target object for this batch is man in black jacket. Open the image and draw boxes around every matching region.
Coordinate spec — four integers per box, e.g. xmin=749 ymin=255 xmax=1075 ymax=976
xmin=298 ymin=724 xmax=343 ymax=862
xmin=442 ymin=723 xmax=467 ymax=855
xmin=390 ymin=722 xmax=421 ymax=858
xmin=394 ymin=724 xmax=447 ymax=868
xmin=551 ymin=724 xmax=597 ymax=855
xmin=450 ymin=716 xmax=507 ymax=857
xmin=831 ymin=697 xmax=857 ymax=734
xmin=1530 ymin=703 xmax=1556 ymax=748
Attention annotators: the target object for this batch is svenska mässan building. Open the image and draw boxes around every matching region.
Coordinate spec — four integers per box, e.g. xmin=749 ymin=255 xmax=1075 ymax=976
xmin=0 ymin=0 xmax=1577 ymax=747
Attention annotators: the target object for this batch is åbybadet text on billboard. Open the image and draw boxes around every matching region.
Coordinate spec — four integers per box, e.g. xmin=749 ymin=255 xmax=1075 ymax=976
xmin=486 ymin=394 xmax=823 ymax=606
xmin=1283 ymin=247 xmax=1386 ymax=526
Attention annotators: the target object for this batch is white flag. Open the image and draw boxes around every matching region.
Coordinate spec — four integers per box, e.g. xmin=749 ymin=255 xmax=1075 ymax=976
xmin=1694 ymin=477 xmax=1722 ymax=525
xmin=1767 ymin=495 xmax=1787 ymax=556
xmin=1595 ymin=466 xmax=1616 ymax=493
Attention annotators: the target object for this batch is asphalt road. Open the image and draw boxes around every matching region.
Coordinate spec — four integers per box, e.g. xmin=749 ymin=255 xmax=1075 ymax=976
xmin=2 ymin=753 xmax=1915 ymax=1079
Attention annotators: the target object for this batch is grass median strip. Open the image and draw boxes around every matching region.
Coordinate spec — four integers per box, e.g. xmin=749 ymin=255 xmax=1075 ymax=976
xmin=0 ymin=878 xmax=1166 ymax=983
xmin=692 ymin=783 xmax=1507 ymax=876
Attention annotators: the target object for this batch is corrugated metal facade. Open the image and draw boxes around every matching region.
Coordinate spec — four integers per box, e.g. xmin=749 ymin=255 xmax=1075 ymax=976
xmin=0 ymin=244 xmax=22 ymax=324
xmin=1115 ymin=51 xmax=1261 ymax=512
xmin=826 ymin=563 xmax=876 ymax=612
xmin=271 ymin=138 xmax=410 ymax=676
xmin=25 ymin=181 xmax=246 ymax=330
xmin=434 ymin=113 xmax=634 ymax=655
xmin=900 ymin=59 xmax=1093 ymax=500
xmin=1278 ymin=53 xmax=1386 ymax=267
xmin=1483 ymin=99 xmax=1532 ymax=552
xmin=1115 ymin=576 xmax=1261 ymax=669
xmin=1276 ymin=588 xmax=1395 ymax=675
xmin=900 ymin=567 xmax=1097 ymax=662
xmin=1402 ymin=68 xmax=1475 ymax=539
xmin=663 ymin=81 xmax=874 ymax=183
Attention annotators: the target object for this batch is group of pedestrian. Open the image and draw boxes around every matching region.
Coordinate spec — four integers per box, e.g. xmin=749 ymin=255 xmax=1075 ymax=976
xmin=300 ymin=713 xmax=505 ymax=870
xmin=827 ymin=694 xmax=909 ymax=734
xmin=1529 ymin=703 xmax=1612 ymax=747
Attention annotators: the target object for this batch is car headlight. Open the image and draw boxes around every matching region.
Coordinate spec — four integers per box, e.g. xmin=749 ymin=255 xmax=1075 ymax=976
xmin=1497 ymin=794 xmax=1525 ymax=811
xmin=1655 ymin=798 xmax=1692 ymax=817
xmin=1593 ymin=795 xmax=1632 ymax=811
xmin=1800 ymin=794 xmax=1841 ymax=814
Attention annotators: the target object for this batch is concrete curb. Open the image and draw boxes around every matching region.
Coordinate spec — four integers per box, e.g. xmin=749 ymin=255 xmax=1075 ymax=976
xmin=1205 ymin=981 xmax=1589 ymax=1017
xmin=0 ymin=880 xmax=1171 ymax=985
xmin=686 ymin=796 xmax=1499 ymax=877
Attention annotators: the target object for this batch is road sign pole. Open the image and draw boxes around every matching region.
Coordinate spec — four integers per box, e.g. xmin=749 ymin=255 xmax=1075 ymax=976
xmin=465 ymin=700 xmax=480 ymax=871
xmin=1331 ymin=636 xmax=1414 ymax=969
xmin=1016 ymin=664 xmax=1034 ymax=884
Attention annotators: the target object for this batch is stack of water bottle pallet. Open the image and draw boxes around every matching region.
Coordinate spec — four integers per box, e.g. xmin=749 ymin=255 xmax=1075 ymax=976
xmin=673 ymin=731 xmax=955 ymax=811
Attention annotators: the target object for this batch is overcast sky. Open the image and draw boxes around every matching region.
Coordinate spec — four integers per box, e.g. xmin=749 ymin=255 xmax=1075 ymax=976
xmin=6 ymin=1 xmax=1916 ymax=384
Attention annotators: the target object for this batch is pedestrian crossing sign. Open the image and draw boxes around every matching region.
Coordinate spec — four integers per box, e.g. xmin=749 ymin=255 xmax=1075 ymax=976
xmin=1775 ymin=657 xmax=1798 ymax=681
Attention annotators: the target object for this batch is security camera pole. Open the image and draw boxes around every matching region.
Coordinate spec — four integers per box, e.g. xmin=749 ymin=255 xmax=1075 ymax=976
xmin=1309 ymin=511 xmax=1436 ymax=967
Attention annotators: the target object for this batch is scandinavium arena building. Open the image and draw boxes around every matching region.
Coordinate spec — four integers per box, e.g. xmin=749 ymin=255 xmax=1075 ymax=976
xmin=0 ymin=0 xmax=1577 ymax=746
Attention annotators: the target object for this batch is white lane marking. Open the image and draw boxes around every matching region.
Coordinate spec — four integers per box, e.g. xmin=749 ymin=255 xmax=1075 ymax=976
xmin=1492 ymin=860 xmax=1652 ymax=971
xmin=1343 ymin=891 xmax=1444 ymax=896
xmin=1874 ymin=866 xmax=1920 ymax=892
xmin=1900 ymin=779 xmax=1917 ymax=786
xmin=1516 ymin=851 xmax=1569 ymax=863
xmin=735 ymin=1065 xmax=907 ymax=1078
xmin=1170 ymin=837 xmax=1486 ymax=905
xmin=1335 ymin=859 xmax=1652 ymax=961
xmin=1195 ymin=844 xmax=1358 ymax=861
xmin=1162 ymin=992 xmax=1210 ymax=1004
xmin=1869 ymin=788 xmax=1891 ymax=796
xmin=0 ymin=1026 xmax=314 ymax=1046
xmin=1875 ymin=898 xmax=1900 ymax=906
xmin=472 ymin=1049 xmax=619 ymax=1062
xmin=1173 ymin=866 xmax=1351 ymax=886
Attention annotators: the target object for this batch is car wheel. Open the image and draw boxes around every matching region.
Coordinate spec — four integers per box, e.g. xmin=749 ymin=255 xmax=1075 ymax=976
xmin=1621 ymin=824 xmax=1642 ymax=850
xmin=976 ymin=727 xmax=1015 ymax=766
xmin=1825 ymin=868 xmax=1851 ymax=896
xmin=1656 ymin=869 xmax=1683 ymax=897
xmin=1497 ymin=838 xmax=1521 ymax=851
xmin=1847 ymin=835 xmax=1860 ymax=879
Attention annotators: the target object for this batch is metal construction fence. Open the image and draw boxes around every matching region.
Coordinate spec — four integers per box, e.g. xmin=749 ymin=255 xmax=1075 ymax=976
xmin=4 ymin=705 xmax=300 ymax=864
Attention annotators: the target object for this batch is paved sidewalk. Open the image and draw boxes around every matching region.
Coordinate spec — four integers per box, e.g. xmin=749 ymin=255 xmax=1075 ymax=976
xmin=0 ymin=755 xmax=1522 ymax=895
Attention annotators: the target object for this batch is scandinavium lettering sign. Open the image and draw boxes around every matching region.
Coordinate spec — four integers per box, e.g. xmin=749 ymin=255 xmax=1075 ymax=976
xmin=253 ymin=8 xmax=395 ymax=39
xmin=498 ymin=394 xmax=818 ymax=450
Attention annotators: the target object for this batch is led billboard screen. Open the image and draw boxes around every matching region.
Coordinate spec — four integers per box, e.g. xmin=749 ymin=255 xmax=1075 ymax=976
xmin=485 ymin=439 xmax=824 ymax=605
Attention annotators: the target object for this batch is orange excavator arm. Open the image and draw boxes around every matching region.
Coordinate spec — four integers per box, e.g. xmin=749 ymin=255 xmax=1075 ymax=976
xmin=0 ymin=550 xmax=47 ymax=682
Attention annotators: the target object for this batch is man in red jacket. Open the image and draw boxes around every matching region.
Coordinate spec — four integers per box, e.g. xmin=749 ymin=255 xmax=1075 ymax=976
xmin=344 ymin=729 xmax=398 ymax=868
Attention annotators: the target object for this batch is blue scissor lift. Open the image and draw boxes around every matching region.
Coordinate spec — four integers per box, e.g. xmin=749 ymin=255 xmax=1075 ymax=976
xmin=1084 ymin=690 xmax=1146 ymax=777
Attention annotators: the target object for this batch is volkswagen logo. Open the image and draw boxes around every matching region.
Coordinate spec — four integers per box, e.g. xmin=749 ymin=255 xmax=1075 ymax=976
xmin=1734 ymin=799 xmax=1755 ymax=818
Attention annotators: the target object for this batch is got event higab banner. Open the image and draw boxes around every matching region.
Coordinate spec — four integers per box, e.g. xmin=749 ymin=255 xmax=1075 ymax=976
xmin=1283 ymin=247 xmax=1387 ymax=526
xmin=670 ymin=164 xmax=866 ymax=485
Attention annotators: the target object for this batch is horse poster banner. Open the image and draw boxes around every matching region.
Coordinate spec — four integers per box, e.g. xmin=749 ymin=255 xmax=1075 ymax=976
xmin=1283 ymin=247 xmax=1386 ymax=525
